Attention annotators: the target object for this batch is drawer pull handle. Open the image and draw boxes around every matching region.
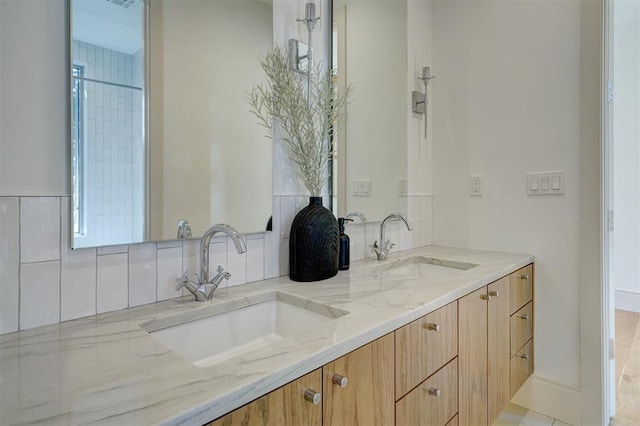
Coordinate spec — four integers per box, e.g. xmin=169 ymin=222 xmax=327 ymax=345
xmin=426 ymin=323 xmax=440 ymax=332
xmin=480 ymin=294 xmax=492 ymax=301
xmin=518 ymin=314 xmax=530 ymax=320
xmin=488 ymin=291 xmax=500 ymax=298
xmin=304 ymin=389 xmax=321 ymax=405
xmin=428 ymin=387 xmax=441 ymax=398
xmin=332 ymin=374 xmax=348 ymax=388
xmin=520 ymin=274 xmax=530 ymax=280
xmin=518 ymin=353 xmax=530 ymax=360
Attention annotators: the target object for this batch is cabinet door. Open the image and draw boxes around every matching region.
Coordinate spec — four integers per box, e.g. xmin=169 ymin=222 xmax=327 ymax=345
xmin=396 ymin=358 xmax=458 ymax=426
xmin=395 ymin=301 xmax=458 ymax=399
xmin=487 ymin=277 xmax=511 ymax=425
xmin=458 ymin=287 xmax=488 ymax=426
xmin=207 ymin=369 xmax=322 ymax=426
xmin=323 ymin=333 xmax=395 ymax=426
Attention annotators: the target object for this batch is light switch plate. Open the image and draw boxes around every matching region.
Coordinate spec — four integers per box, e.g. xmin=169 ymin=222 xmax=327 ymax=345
xmin=352 ymin=179 xmax=372 ymax=197
xmin=527 ymin=171 xmax=565 ymax=196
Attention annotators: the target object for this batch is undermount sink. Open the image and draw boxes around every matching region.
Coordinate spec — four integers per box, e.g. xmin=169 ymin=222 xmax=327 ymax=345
xmin=139 ymin=291 xmax=349 ymax=367
xmin=375 ymin=255 xmax=478 ymax=280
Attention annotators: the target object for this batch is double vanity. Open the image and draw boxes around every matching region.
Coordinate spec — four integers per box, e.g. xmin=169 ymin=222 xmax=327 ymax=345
xmin=0 ymin=245 xmax=534 ymax=425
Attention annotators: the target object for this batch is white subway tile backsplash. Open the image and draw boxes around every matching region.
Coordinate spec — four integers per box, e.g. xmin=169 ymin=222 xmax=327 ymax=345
xmin=20 ymin=261 xmax=60 ymax=330
xmin=0 ymin=193 xmax=434 ymax=336
xmin=157 ymin=247 xmax=183 ymax=301
xmin=227 ymin=240 xmax=247 ymax=288
xmin=246 ymin=236 xmax=265 ymax=283
xmin=0 ymin=198 xmax=19 ymax=334
xmin=280 ymin=236 xmax=289 ymax=276
xmin=61 ymin=246 xmax=97 ymax=322
xmin=20 ymin=197 xmax=60 ymax=263
xmin=97 ymin=253 xmax=128 ymax=314
xmin=128 ymin=243 xmax=157 ymax=307
xmin=280 ymin=196 xmax=296 ymax=237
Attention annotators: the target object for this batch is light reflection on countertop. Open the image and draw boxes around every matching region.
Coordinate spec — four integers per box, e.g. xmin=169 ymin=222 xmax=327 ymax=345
xmin=0 ymin=245 xmax=533 ymax=425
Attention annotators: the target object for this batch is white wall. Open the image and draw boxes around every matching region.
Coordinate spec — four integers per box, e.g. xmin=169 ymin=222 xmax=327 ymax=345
xmin=342 ymin=0 xmax=407 ymax=222
xmin=613 ymin=1 xmax=640 ymax=313
xmin=407 ymin=0 xmax=433 ymax=197
xmin=0 ymin=0 xmax=69 ymax=195
xmin=432 ymin=0 xmax=603 ymax=422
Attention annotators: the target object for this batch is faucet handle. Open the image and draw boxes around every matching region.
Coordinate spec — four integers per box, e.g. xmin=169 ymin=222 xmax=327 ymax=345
xmin=175 ymin=270 xmax=190 ymax=290
xmin=370 ymin=241 xmax=380 ymax=251
xmin=209 ymin=265 xmax=231 ymax=285
xmin=384 ymin=239 xmax=395 ymax=251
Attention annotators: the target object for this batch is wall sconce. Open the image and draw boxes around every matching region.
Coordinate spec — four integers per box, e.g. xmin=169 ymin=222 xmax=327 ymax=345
xmin=411 ymin=66 xmax=436 ymax=139
xmin=289 ymin=39 xmax=310 ymax=75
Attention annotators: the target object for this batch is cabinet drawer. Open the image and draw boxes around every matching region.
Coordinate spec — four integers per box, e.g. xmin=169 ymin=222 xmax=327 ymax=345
xmin=510 ymin=302 xmax=533 ymax=357
xmin=510 ymin=264 xmax=533 ymax=313
xmin=395 ymin=301 xmax=458 ymax=399
xmin=510 ymin=339 xmax=533 ymax=397
xmin=396 ymin=358 xmax=458 ymax=426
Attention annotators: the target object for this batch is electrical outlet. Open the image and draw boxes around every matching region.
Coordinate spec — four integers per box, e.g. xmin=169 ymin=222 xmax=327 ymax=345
xmin=469 ymin=175 xmax=483 ymax=196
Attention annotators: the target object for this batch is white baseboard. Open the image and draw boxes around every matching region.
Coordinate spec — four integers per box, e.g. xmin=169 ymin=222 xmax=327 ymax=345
xmin=615 ymin=289 xmax=640 ymax=313
xmin=510 ymin=374 xmax=581 ymax=425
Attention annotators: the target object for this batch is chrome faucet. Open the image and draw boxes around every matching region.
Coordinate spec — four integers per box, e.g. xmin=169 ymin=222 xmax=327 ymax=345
xmin=176 ymin=224 xmax=247 ymax=301
xmin=371 ymin=213 xmax=412 ymax=261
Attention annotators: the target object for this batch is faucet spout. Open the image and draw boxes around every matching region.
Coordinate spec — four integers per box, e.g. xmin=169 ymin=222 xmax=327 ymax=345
xmin=200 ymin=224 xmax=247 ymax=284
xmin=372 ymin=212 xmax=412 ymax=261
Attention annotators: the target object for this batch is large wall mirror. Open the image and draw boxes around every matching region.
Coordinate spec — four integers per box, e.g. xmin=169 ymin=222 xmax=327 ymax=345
xmin=70 ymin=0 xmax=273 ymax=248
xmin=333 ymin=0 xmax=408 ymax=224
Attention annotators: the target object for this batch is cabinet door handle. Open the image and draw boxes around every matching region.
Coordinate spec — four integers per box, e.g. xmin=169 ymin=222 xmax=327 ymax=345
xmin=332 ymin=374 xmax=348 ymax=388
xmin=520 ymin=274 xmax=530 ymax=280
xmin=428 ymin=387 xmax=441 ymax=398
xmin=480 ymin=294 xmax=492 ymax=301
xmin=518 ymin=314 xmax=530 ymax=320
xmin=304 ymin=389 xmax=321 ymax=405
xmin=426 ymin=323 xmax=440 ymax=332
xmin=518 ymin=353 xmax=530 ymax=360
xmin=488 ymin=290 xmax=499 ymax=298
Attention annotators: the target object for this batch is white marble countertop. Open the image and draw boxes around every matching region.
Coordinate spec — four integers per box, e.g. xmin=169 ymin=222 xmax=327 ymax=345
xmin=0 ymin=245 xmax=534 ymax=425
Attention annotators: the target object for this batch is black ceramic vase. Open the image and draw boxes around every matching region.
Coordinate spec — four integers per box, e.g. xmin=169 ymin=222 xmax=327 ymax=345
xmin=289 ymin=197 xmax=339 ymax=282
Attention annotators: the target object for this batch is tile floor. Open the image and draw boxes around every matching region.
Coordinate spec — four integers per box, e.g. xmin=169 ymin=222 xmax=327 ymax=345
xmin=494 ymin=309 xmax=640 ymax=426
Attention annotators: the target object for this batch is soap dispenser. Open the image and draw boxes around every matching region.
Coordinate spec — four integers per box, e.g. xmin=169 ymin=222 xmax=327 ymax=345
xmin=338 ymin=217 xmax=353 ymax=270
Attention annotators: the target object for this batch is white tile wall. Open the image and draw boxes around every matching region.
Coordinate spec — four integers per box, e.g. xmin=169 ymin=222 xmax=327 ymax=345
xmin=20 ymin=261 xmax=61 ymax=330
xmin=0 ymin=198 xmax=19 ymax=334
xmin=20 ymin=197 xmax=60 ymax=263
xmin=97 ymin=253 xmax=128 ymax=314
xmin=157 ymin=247 xmax=183 ymax=301
xmin=0 ymin=194 xmax=433 ymax=335
xmin=128 ymin=243 xmax=157 ymax=307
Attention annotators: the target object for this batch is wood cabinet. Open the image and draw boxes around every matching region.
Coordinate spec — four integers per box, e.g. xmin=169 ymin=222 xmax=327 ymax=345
xmin=208 ymin=264 xmax=534 ymax=426
xmin=459 ymin=264 xmax=534 ymax=426
xmin=323 ymin=333 xmax=395 ymax=426
xmin=207 ymin=368 xmax=322 ymax=426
